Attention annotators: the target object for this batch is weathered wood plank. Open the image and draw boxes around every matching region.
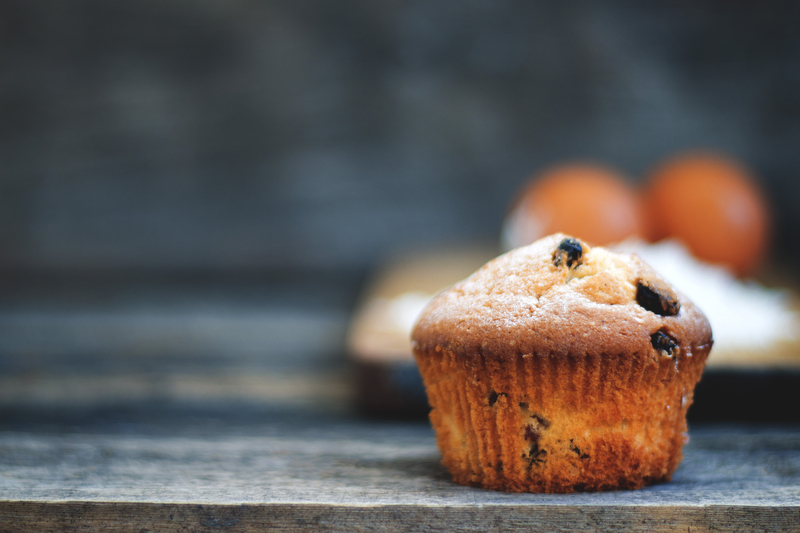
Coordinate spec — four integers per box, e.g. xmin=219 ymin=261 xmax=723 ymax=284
xmin=2 ymin=501 xmax=800 ymax=533
xmin=1 ymin=419 xmax=799 ymax=531
xmin=0 ymin=372 xmax=351 ymax=409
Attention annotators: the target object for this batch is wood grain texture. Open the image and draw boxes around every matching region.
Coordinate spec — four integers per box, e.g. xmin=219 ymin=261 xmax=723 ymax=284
xmin=1 ymin=419 xmax=799 ymax=531
xmin=2 ymin=502 xmax=800 ymax=533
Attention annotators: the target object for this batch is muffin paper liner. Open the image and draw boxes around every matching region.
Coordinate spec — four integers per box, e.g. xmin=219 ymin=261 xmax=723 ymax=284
xmin=415 ymin=346 xmax=709 ymax=493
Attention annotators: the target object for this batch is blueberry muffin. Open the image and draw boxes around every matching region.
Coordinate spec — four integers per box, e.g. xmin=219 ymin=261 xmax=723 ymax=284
xmin=411 ymin=234 xmax=713 ymax=493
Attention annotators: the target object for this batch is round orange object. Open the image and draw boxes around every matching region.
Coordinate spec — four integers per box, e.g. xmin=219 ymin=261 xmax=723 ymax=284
xmin=503 ymin=163 xmax=645 ymax=248
xmin=642 ymin=152 xmax=771 ymax=276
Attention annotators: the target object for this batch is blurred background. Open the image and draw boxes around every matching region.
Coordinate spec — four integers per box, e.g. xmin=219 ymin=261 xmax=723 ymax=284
xmin=1 ymin=0 xmax=799 ymax=418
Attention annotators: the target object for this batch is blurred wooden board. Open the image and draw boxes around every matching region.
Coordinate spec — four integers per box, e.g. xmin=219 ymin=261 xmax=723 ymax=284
xmin=1 ymin=417 xmax=799 ymax=532
xmin=348 ymin=245 xmax=497 ymax=362
xmin=349 ymin=247 xmax=800 ymax=367
xmin=348 ymin=247 xmax=800 ymax=420
xmin=0 ymin=371 xmax=352 ymax=410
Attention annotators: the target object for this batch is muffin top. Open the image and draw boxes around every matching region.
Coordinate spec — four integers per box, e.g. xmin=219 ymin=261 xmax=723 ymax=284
xmin=412 ymin=234 xmax=712 ymax=361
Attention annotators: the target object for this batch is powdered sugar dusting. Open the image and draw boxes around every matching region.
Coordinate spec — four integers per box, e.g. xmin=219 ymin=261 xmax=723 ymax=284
xmin=614 ymin=239 xmax=799 ymax=353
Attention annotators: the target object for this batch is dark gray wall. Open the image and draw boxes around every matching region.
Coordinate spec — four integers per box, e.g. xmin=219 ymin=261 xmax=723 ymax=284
xmin=2 ymin=0 xmax=799 ymax=272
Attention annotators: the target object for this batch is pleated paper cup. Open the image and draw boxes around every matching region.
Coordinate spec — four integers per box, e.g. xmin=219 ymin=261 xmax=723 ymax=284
xmin=414 ymin=343 xmax=710 ymax=493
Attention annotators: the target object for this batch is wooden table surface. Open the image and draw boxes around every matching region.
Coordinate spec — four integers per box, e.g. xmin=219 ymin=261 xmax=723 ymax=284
xmin=1 ymin=275 xmax=799 ymax=532
xmin=1 ymin=405 xmax=799 ymax=532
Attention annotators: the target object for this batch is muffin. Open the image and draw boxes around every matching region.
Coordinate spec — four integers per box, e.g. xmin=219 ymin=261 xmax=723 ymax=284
xmin=411 ymin=234 xmax=713 ymax=493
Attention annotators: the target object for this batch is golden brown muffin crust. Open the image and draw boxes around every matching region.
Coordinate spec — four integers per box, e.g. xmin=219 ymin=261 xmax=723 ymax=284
xmin=412 ymin=233 xmax=712 ymax=363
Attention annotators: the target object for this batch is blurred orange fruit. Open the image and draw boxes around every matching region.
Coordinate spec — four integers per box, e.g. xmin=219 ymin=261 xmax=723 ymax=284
xmin=503 ymin=163 xmax=645 ymax=249
xmin=642 ymin=152 xmax=771 ymax=276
